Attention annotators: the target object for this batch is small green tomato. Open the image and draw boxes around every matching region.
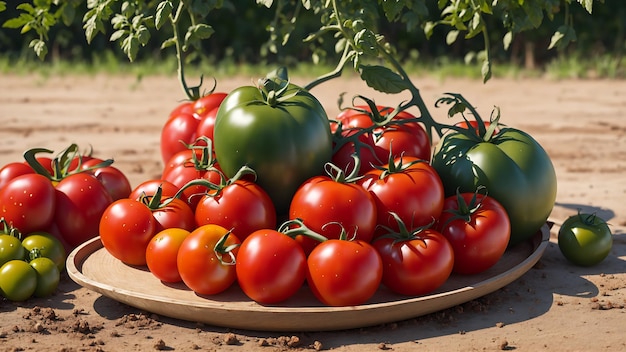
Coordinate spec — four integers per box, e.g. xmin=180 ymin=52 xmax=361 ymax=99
xmin=558 ymin=213 xmax=612 ymax=267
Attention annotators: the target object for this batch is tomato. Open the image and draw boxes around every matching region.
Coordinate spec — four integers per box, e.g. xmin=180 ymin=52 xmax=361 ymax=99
xmin=160 ymin=92 xmax=227 ymax=163
xmin=373 ymin=227 xmax=454 ymax=296
xmin=437 ymin=191 xmax=510 ymax=275
xmin=195 ymin=179 xmax=276 ymax=241
xmin=307 ymin=238 xmax=382 ymax=306
xmin=432 ymin=115 xmax=557 ymax=246
xmin=0 ymin=259 xmax=37 ymax=301
xmin=331 ymin=105 xmax=431 ymax=175
xmin=0 ymin=173 xmax=56 ymax=235
xmin=177 ymin=225 xmax=240 ymax=295
xmin=0 ymin=233 xmax=26 ymax=267
xmin=194 ymin=92 xmax=228 ymax=142
xmin=236 ymin=227 xmax=307 ymax=304
xmin=558 ymin=213 xmax=613 ymax=267
xmin=146 ymin=228 xmax=190 ymax=283
xmin=359 ymin=156 xmax=444 ymax=236
xmin=22 ymin=231 xmax=67 ymax=272
xmin=214 ymin=78 xmax=333 ymax=214
xmin=289 ymin=170 xmax=377 ymax=256
xmin=0 ymin=162 xmax=34 ymax=189
xmin=29 ymin=256 xmax=60 ymax=298
xmin=81 ymin=158 xmax=132 ymax=201
xmin=99 ymin=198 xmax=157 ymax=266
xmin=54 ymin=173 xmax=113 ymax=248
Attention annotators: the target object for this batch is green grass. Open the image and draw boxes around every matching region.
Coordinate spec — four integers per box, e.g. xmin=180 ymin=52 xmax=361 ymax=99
xmin=1 ymin=51 xmax=623 ymax=81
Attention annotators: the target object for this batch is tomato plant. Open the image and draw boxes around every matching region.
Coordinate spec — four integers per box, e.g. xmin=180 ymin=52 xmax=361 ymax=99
xmin=213 ymin=74 xmax=333 ymax=214
xmin=437 ymin=190 xmax=510 ymax=275
xmin=373 ymin=214 xmax=454 ymax=296
xmin=359 ymin=156 xmax=444 ymax=237
xmin=146 ymin=228 xmax=190 ymax=283
xmin=177 ymin=224 xmax=240 ymax=295
xmin=431 ymin=95 xmax=557 ymax=246
xmin=307 ymin=230 xmax=382 ymax=306
xmin=289 ymin=160 xmax=377 ymax=255
xmin=558 ymin=212 xmax=613 ymax=267
xmin=235 ymin=220 xmax=324 ymax=304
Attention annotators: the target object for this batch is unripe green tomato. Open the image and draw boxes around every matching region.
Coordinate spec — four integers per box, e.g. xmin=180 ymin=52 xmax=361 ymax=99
xmin=29 ymin=257 xmax=61 ymax=298
xmin=22 ymin=232 xmax=67 ymax=272
xmin=0 ymin=234 xmax=26 ymax=267
xmin=0 ymin=259 xmax=37 ymax=301
xmin=558 ymin=213 xmax=612 ymax=267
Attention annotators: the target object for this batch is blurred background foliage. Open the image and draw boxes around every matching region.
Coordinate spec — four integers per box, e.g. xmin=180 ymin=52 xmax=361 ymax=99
xmin=0 ymin=1 xmax=624 ymax=78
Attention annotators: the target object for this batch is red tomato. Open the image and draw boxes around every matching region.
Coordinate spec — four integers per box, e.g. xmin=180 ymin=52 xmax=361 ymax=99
xmin=0 ymin=174 xmax=56 ymax=235
xmin=177 ymin=224 xmax=240 ymax=295
xmin=0 ymin=162 xmax=34 ymax=189
xmin=289 ymin=175 xmax=377 ymax=255
xmin=54 ymin=173 xmax=113 ymax=248
xmin=81 ymin=158 xmax=132 ymax=201
xmin=359 ymin=157 xmax=444 ymax=236
xmin=373 ymin=228 xmax=454 ymax=296
xmin=332 ymin=106 xmax=431 ymax=174
xmin=99 ymin=198 xmax=157 ymax=266
xmin=195 ymin=179 xmax=276 ymax=241
xmin=307 ymin=239 xmax=382 ymax=306
xmin=236 ymin=229 xmax=307 ymax=304
xmin=160 ymin=93 xmax=227 ymax=163
xmin=128 ymin=179 xmax=180 ymax=201
xmin=152 ymin=197 xmax=196 ymax=233
xmin=161 ymin=147 xmax=222 ymax=210
xmin=437 ymin=192 xmax=510 ymax=274
xmin=146 ymin=228 xmax=190 ymax=283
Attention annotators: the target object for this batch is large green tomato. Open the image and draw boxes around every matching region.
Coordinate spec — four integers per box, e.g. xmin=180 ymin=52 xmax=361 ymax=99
xmin=0 ymin=259 xmax=37 ymax=301
xmin=432 ymin=127 xmax=557 ymax=246
xmin=558 ymin=213 xmax=612 ymax=267
xmin=213 ymin=78 xmax=332 ymax=214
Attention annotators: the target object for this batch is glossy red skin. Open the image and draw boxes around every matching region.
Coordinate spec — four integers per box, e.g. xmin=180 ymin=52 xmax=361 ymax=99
xmin=306 ymin=239 xmax=382 ymax=306
xmin=437 ymin=193 xmax=510 ymax=275
xmin=236 ymin=229 xmax=307 ymax=304
xmin=289 ymin=175 xmax=377 ymax=256
xmin=177 ymin=224 xmax=240 ymax=295
xmin=152 ymin=197 xmax=197 ymax=233
xmin=359 ymin=157 xmax=445 ymax=237
xmin=55 ymin=173 xmax=113 ymax=248
xmin=194 ymin=180 xmax=276 ymax=241
xmin=373 ymin=229 xmax=454 ymax=296
xmin=0 ymin=174 xmax=56 ymax=235
xmin=99 ymin=198 xmax=156 ymax=266
xmin=0 ymin=162 xmax=34 ymax=189
xmin=145 ymin=228 xmax=190 ymax=283
xmin=81 ymin=158 xmax=132 ymax=201
xmin=332 ymin=106 xmax=431 ymax=174
xmin=161 ymin=148 xmax=222 ymax=210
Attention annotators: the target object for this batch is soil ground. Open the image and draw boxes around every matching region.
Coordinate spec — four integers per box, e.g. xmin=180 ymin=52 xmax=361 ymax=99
xmin=0 ymin=73 xmax=625 ymax=352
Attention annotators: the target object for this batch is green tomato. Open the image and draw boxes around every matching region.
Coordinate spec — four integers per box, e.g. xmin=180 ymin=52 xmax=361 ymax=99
xmin=558 ymin=213 xmax=613 ymax=267
xmin=0 ymin=234 xmax=26 ymax=267
xmin=432 ymin=127 xmax=557 ymax=246
xmin=29 ymin=257 xmax=60 ymax=298
xmin=22 ymin=232 xmax=67 ymax=272
xmin=0 ymin=259 xmax=37 ymax=301
xmin=214 ymin=78 xmax=332 ymax=214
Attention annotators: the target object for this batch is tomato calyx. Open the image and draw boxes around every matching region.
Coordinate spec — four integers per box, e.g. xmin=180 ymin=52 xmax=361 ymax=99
xmin=375 ymin=212 xmax=437 ymax=244
xmin=371 ymin=153 xmax=427 ymax=180
xmin=172 ymin=165 xmax=256 ymax=202
xmin=257 ymin=69 xmax=301 ymax=108
xmin=0 ymin=218 xmax=22 ymax=239
xmin=440 ymin=187 xmax=488 ymax=227
xmin=435 ymin=93 xmax=501 ymax=142
xmin=23 ymin=144 xmax=114 ymax=183
xmin=278 ymin=218 xmax=328 ymax=243
xmin=323 ymin=157 xmax=363 ymax=183
xmin=179 ymin=137 xmax=221 ymax=172
xmin=214 ymin=230 xmax=239 ymax=266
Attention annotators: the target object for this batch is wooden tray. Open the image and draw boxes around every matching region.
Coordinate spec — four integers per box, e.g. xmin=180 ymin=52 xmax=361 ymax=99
xmin=66 ymin=224 xmax=550 ymax=332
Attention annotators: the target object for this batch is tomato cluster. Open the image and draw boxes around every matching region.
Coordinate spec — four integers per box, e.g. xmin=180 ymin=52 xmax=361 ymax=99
xmin=94 ymin=82 xmax=531 ymax=307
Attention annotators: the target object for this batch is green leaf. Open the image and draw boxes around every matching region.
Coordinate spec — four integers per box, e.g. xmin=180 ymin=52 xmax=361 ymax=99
xmin=446 ymin=30 xmax=459 ymax=45
xmin=110 ymin=29 xmax=126 ymax=42
xmin=423 ymin=21 xmax=436 ymax=39
xmin=577 ymin=0 xmax=594 ymax=13
xmin=548 ymin=25 xmax=577 ymax=50
xmin=155 ymin=1 xmax=172 ymax=30
xmin=0 ymin=2 xmax=6 ymax=12
xmin=503 ymin=31 xmax=513 ymax=50
xmin=3 ymin=16 xmax=30 ymax=29
xmin=481 ymin=59 xmax=491 ymax=83
xmin=257 ymin=0 xmax=273 ymax=8
xmin=121 ymin=34 xmax=139 ymax=61
xmin=29 ymin=39 xmax=47 ymax=60
xmin=359 ymin=65 xmax=409 ymax=94
xmin=160 ymin=37 xmax=176 ymax=49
